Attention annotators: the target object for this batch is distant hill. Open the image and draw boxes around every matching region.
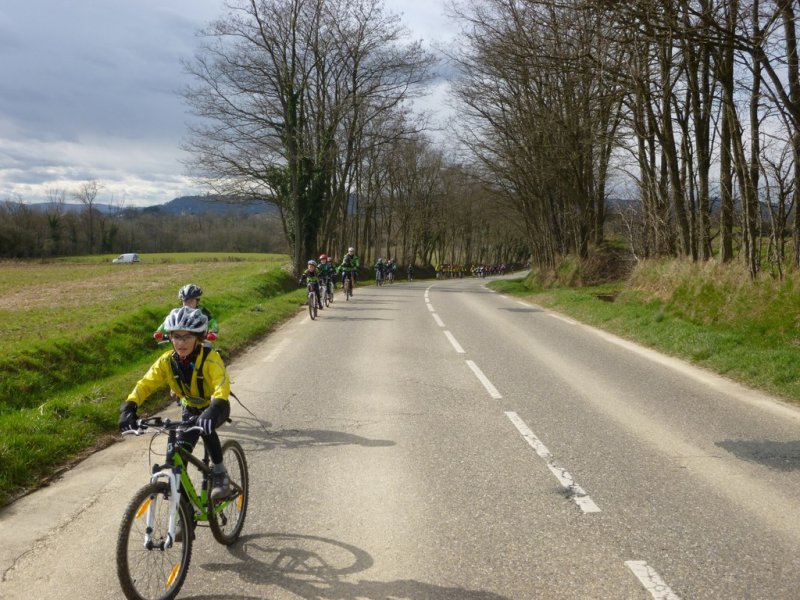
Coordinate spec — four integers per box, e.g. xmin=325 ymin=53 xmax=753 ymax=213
xmin=22 ymin=195 xmax=278 ymax=216
xmin=141 ymin=195 xmax=278 ymax=216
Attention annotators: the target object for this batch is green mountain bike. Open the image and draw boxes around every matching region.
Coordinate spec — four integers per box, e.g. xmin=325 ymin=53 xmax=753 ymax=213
xmin=116 ymin=416 xmax=249 ymax=600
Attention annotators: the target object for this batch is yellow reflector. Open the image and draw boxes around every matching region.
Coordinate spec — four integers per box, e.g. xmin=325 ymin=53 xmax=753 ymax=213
xmin=237 ymin=494 xmax=244 ymax=510
xmin=135 ymin=498 xmax=152 ymax=519
xmin=166 ymin=563 xmax=180 ymax=588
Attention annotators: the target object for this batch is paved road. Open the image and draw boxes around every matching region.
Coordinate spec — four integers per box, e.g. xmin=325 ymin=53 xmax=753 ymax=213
xmin=3 ymin=276 xmax=800 ymax=599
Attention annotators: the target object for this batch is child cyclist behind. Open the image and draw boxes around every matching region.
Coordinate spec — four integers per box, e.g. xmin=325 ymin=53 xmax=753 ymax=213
xmin=339 ymin=247 xmax=359 ymax=294
xmin=318 ymin=254 xmax=336 ymax=297
xmin=299 ymin=259 xmax=324 ymax=310
xmin=119 ymin=307 xmax=232 ymax=500
xmin=154 ymin=284 xmax=219 ymax=342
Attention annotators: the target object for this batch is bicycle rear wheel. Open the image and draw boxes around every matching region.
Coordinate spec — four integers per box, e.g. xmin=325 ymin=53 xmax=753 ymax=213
xmin=116 ymin=482 xmax=193 ymax=600
xmin=208 ymin=439 xmax=249 ymax=545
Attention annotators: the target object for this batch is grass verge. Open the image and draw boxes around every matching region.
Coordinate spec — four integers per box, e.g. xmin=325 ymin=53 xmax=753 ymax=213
xmin=0 ymin=255 xmax=305 ymax=505
xmin=490 ymin=260 xmax=800 ymax=404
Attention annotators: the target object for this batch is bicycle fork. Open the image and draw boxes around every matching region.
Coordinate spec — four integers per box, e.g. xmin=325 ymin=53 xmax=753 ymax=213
xmin=145 ymin=467 xmax=181 ymax=550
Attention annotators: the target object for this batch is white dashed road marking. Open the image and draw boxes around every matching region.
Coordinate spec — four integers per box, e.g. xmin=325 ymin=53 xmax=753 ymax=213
xmin=465 ymin=360 xmax=502 ymax=399
xmin=505 ymin=411 xmax=601 ymax=513
xmin=625 ymin=561 xmax=682 ymax=599
xmin=443 ymin=330 xmax=465 ymax=353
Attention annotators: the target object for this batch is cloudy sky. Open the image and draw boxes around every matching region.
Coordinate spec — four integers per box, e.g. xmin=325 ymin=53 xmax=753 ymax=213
xmin=0 ymin=1 xmax=457 ymax=207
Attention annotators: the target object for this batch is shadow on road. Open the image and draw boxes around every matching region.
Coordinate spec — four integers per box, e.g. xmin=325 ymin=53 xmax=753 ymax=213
xmin=192 ymin=532 xmax=512 ymax=600
xmin=223 ymin=417 xmax=395 ymax=452
xmin=716 ymin=439 xmax=800 ymax=471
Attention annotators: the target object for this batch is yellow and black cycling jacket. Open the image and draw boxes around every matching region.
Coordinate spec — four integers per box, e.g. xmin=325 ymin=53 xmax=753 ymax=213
xmin=126 ymin=344 xmax=230 ymax=409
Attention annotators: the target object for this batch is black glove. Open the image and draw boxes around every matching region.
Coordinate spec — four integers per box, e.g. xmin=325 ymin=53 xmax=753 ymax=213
xmin=119 ymin=401 xmax=138 ymax=432
xmin=198 ymin=399 xmax=227 ymax=435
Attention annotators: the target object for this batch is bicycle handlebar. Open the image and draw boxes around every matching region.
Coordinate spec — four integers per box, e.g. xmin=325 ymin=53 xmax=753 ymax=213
xmin=121 ymin=416 xmax=204 ymax=436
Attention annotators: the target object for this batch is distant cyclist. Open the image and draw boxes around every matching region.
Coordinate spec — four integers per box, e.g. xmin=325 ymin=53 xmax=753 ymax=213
xmin=374 ymin=257 xmax=386 ymax=285
xmin=120 ymin=307 xmax=231 ymax=500
xmin=339 ymin=247 xmax=360 ymax=294
xmin=299 ymin=259 xmax=324 ymax=310
xmin=154 ymin=284 xmax=219 ymax=342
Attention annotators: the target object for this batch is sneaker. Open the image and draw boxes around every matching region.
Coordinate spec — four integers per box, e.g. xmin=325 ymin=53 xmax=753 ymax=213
xmin=211 ymin=471 xmax=230 ymax=501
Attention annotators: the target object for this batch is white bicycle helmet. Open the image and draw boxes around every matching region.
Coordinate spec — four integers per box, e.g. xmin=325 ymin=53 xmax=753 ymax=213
xmin=162 ymin=307 xmax=208 ymax=334
xmin=308 ymin=259 xmax=317 ymax=266
xmin=178 ymin=284 xmax=203 ymax=301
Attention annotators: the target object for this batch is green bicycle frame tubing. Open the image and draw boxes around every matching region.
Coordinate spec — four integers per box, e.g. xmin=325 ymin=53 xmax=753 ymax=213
xmin=173 ymin=450 xmax=211 ymax=521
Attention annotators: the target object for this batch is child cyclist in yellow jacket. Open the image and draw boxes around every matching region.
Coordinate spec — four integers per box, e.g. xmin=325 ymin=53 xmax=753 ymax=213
xmin=119 ymin=307 xmax=232 ymax=500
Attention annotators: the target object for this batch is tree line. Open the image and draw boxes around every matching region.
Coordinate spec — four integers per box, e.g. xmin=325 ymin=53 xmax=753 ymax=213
xmin=23 ymin=0 xmax=789 ymax=277
xmin=181 ymin=0 xmax=528 ymax=274
xmin=0 ymin=191 xmax=288 ymax=258
xmin=446 ymin=0 xmax=800 ymax=279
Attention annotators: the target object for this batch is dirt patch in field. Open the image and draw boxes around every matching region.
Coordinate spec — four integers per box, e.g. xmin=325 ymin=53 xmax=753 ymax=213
xmin=0 ymin=264 xmax=201 ymax=311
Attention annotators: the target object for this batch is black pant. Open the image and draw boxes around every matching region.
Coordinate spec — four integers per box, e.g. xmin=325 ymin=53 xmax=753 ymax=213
xmin=176 ymin=402 xmax=230 ymax=464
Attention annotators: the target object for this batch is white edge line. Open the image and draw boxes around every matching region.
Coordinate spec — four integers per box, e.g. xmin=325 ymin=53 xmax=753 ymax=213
xmin=432 ymin=313 xmax=445 ymax=328
xmin=505 ymin=411 xmax=600 ymax=514
xmin=465 ymin=360 xmax=502 ymax=399
xmin=547 ymin=313 xmax=577 ymax=325
xmin=625 ymin=561 xmax=682 ymax=600
xmin=427 ymin=303 xmax=435 ymax=312
xmin=443 ymin=330 xmax=466 ymax=353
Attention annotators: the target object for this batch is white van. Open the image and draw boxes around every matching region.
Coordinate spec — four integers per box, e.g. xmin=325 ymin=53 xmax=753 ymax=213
xmin=112 ymin=253 xmax=140 ymax=264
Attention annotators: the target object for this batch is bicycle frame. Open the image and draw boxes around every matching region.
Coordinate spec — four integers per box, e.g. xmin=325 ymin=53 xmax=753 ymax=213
xmin=142 ymin=423 xmax=230 ymax=548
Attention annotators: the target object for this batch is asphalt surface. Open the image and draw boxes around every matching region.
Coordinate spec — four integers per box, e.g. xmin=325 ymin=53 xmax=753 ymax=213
xmin=3 ymin=275 xmax=800 ymax=599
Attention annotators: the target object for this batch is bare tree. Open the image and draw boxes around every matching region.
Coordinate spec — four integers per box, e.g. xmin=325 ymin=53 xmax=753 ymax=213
xmin=183 ymin=0 xmax=433 ymax=274
xmin=73 ymin=180 xmax=102 ymax=254
xmin=449 ymin=0 xmax=625 ymax=267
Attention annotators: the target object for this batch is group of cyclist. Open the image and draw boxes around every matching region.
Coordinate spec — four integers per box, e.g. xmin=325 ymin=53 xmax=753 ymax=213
xmin=373 ymin=257 xmax=398 ymax=285
xmin=435 ymin=263 xmax=511 ymax=279
xmin=299 ymin=246 xmax=360 ymax=310
xmin=117 ymin=250 xmax=514 ymax=528
xmin=121 ymin=246 xmax=364 ymax=468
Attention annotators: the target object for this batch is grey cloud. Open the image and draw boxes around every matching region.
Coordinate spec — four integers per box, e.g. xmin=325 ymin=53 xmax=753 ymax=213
xmin=0 ymin=0 xmax=453 ymax=205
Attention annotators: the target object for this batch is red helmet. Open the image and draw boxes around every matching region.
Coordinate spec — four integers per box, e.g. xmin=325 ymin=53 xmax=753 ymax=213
xmin=319 ymin=254 xmax=328 ymax=260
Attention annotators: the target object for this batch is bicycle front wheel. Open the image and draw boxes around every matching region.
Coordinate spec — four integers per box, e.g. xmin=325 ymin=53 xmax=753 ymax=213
xmin=116 ymin=482 xmax=193 ymax=600
xmin=308 ymin=292 xmax=317 ymax=319
xmin=208 ymin=439 xmax=249 ymax=545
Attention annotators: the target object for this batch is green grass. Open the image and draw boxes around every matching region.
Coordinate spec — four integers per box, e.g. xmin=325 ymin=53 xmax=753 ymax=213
xmin=489 ymin=261 xmax=800 ymax=403
xmin=0 ymin=253 xmax=305 ymax=505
